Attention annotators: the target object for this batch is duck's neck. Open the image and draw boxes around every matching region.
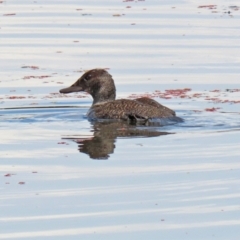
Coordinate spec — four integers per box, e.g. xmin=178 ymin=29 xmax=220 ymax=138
xmin=91 ymin=84 xmax=116 ymax=105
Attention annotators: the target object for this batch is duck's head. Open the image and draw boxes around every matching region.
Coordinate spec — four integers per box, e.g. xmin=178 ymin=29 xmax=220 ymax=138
xmin=59 ymin=68 xmax=116 ymax=104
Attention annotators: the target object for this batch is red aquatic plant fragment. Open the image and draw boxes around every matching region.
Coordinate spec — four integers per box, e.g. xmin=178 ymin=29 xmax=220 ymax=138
xmin=192 ymin=93 xmax=202 ymax=98
xmin=23 ymin=75 xmax=51 ymax=80
xmin=205 ymin=107 xmax=220 ymax=112
xmin=198 ymin=5 xmax=217 ymax=9
xmin=22 ymin=66 xmax=39 ymax=70
xmin=127 ymin=88 xmax=191 ymax=100
xmin=3 ymin=13 xmax=16 ymax=16
xmin=7 ymin=96 xmax=26 ymax=99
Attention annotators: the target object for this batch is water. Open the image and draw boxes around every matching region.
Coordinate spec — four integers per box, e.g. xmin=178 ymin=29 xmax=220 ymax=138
xmin=1 ymin=0 xmax=240 ymax=239
xmin=1 ymin=100 xmax=239 ymax=239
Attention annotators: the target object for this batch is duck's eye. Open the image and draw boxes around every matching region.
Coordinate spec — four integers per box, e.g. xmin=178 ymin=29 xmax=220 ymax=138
xmin=84 ymin=74 xmax=92 ymax=81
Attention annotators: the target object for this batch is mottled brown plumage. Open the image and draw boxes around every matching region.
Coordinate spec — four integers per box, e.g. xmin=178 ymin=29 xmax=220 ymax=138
xmin=59 ymin=68 xmax=181 ymax=123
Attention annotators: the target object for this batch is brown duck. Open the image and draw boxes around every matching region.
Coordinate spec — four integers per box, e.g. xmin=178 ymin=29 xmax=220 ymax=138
xmin=59 ymin=69 xmax=182 ymax=123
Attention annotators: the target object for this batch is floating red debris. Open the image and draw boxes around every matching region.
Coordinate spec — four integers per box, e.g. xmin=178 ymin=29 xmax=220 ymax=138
xmin=58 ymin=142 xmax=67 ymax=144
xmin=192 ymin=93 xmax=202 ymax=98
xmin=205 ymin=107 xmax=220 ymax=112
xmin=165 ymin=88 xmax=191 ymax=96
xmin=4 ymin=174 xmax=11 ymax=177
xmin=198 ymin=5 xmax=217 ymax=9
xmin=126 ymin=87 xmax=240 ymax=105
xmin=7 ymin=96 xmax=26 ymax=99
xmin=126 ymin=6 xmax=131 ymax=8
xmin=3 ymin=13 xmax=16 ymax=16
xmin=19 ymin=182 xmax=25 ymax=185
xmin=23 ymin=75 xmax=51 ymax=80
xmin=22 ymin=66 xmax=39 ymax=70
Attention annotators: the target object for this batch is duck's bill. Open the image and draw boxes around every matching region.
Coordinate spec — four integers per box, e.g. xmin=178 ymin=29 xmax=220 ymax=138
xmin=59 ymin=86 xmax=82 ymax=94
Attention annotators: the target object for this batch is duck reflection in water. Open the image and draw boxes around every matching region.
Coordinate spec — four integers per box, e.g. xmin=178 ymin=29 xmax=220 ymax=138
xmin=62 ymin=121 xmax=174 ymax=160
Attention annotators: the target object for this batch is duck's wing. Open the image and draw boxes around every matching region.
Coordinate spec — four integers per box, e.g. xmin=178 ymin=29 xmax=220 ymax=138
xmin=87 ymin=99 xmax=176 ymax=121
xmin=135 ymin=97 xmax=176 ymax=116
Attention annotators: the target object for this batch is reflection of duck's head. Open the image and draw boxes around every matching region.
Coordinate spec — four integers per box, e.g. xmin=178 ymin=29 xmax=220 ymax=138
xmin=60 ymin=69 xmax=116 ymax=105
xmin=62 ymin=121 xmax=173 ymax=160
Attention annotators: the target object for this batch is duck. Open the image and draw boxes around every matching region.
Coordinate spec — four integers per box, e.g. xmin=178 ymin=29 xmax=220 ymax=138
xmin=59 ymin=69 xmax=182 ymax=123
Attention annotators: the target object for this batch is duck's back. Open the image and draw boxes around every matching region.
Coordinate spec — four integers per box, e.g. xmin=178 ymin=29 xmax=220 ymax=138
xmin=135 ymin=97 xmax=176 ymax=116
xmin=87 ymin=98 xmax=177 ymax=121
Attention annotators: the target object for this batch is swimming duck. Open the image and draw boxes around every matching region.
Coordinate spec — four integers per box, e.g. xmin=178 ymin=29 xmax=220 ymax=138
xmin=59 ymin=69 xmax=181 ymax=123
